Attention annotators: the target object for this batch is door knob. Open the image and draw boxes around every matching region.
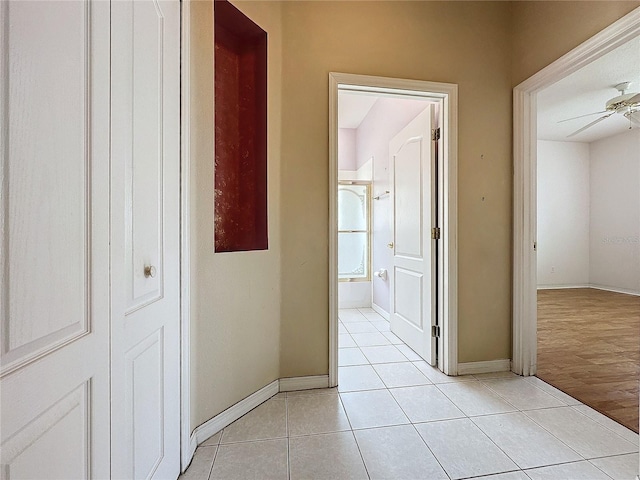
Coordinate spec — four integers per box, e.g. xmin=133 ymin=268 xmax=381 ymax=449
xmin=144 ymin=265 xmax=156 ymax=278
xmin=387 ymin=242 xmax=394 ymax=249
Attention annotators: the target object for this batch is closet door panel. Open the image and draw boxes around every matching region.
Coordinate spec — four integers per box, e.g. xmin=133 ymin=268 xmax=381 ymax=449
xmin=1 ymin=2 xmax=112 ymax=478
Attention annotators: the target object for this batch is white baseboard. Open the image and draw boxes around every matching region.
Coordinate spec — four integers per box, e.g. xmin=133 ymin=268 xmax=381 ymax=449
xmin=190 ymin=375 xmax=331 ymax=453
xmin=371 ymin=303 xmax=389 ymax=320
xmin=457 ymin=359 xmax=511 ymax=375
xmin=182 ymin=433 xmax=198 ymax=473
xmin=339 ymin=300 xmax=371 ymax=309
xmin=279 ymin=375 xmax=329 ymax=392
xmin=192 ymin=379 xmax=279 ymax=445
xmin=589 ymin=284 xmax=640 ymax=297
xmin=537 ymin=284 xmax=590 ymax=290
xmin=537 ymin=284 xmax=640 ymax=296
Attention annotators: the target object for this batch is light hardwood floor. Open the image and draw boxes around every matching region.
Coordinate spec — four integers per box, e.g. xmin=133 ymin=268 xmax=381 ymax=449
xmin=537 ymin=288 xmax=640 ymax=433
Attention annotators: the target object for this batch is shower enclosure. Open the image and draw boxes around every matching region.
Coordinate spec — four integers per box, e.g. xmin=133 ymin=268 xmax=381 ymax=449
xmin=338 ymin=182 xmax=371 ymax=282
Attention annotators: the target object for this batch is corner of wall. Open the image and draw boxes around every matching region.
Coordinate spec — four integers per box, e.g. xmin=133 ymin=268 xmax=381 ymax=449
xmin=189 ymin=0 xmax=284 ymax=432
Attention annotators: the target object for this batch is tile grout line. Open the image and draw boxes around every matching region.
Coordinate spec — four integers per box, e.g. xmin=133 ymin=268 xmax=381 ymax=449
xmin=524 ymin=377 xmax=586 ymax=407
xmin=522 ymin=407 xmax=600 ymax=463
xmin=455 ymin=468 xmax=529 ymax=480
xmin=522 ymin=460 xmax=615 ymax=479
xmin=284 ymin=394 xmax=291 ymax=480
xmin=342 ymin=331 xmax=454 ymax=478
xmin=433 ymin=384 xmax=521 ymax=476
xmin=408 ymin=421 xmax=453 ymax=480
xmin=569 ymin=404 xmax=639 ymax=443
xmin=206 ymin=444 xmax=219 ymax=480
xmin=190 ymin=309 xmax=636 ymax=479
xmin=349 ymin=430 xmax=372 ymax=479
xmin=586 ymin=454 xmax=636 ymax=480
xmin=479 ymin=375 xmax=574 ymax=412
xmin=336 ymin=379 xmax=372 ymax=479
xmin=377 ymin=372 xmax=454 ymax=479
xmin=467 ymin=410 xmax=564 ymax=473
xmin=464 ymin=383 xmax=589 ymax=469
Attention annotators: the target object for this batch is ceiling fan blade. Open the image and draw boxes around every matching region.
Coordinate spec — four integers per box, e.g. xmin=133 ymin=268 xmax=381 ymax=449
xmin=566 ymin=112 xmax=615 ymax=138
xmin=557 ymin=110 xmax=608 ymax=123
xmin=627 ymin=93 xmax=640 ymax=105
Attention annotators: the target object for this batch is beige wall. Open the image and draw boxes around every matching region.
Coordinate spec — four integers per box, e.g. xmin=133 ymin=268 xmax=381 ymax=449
xmin=189 ymin=0 xmax=283 ymax=430
xmin=280 ymin=1 xmax=513 ymax=372
xmin=511 ymin=1 xmax=640 ymax=86
xmin=189 ymin=0 xmax=640 ymax=430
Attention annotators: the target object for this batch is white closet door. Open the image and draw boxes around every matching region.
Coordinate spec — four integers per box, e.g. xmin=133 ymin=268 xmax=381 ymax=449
xmin=109 ymin=0 xmax=181 ymax=478
xmin=1 ymin=1 xmax=111 ymax=477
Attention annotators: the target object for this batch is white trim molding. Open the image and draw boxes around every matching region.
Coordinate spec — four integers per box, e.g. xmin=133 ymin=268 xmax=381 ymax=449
xmin=512 ymin=7 xmax=640 ymax=377
xmin=457 ymin=359 xmax=511 ymax=376
xmin=538 ymin=284 xmax=640 ymax=296
xmin=371 ymin=303 xmax=390 ymax=321
xmin=536 ymin=284 xmax=591 ymax=290
xmin=188 ymin=376 xmax=332 ymax=457
xmin=184 ymin=434 xmax=197 ymax=475
xmin=329 ymin=75 xmax=339 ymax=388
xmin=192 ymin=380 xmax=280 ymax=446
xmin=589 ymin=284 xmax=640 ymax=297
xmin=329 ymin=72 xmax=459 ymax=381
xmin=180 ymin=0 xmax=193 ymax=473
xmin=278 ymin=375 xmax=330 ymax=392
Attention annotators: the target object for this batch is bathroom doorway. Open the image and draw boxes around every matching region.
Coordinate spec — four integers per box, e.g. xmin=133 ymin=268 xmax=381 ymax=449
xmin=329 ymin=73 xmax=459 ymax=388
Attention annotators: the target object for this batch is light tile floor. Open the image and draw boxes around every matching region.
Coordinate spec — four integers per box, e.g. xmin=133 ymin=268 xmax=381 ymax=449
xmin=180 ymin=308 xmax=639 ymax=480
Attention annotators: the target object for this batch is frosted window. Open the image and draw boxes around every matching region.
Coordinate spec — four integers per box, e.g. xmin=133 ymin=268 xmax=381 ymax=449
xmin=338 ymin=184 xmax=370 ymax=281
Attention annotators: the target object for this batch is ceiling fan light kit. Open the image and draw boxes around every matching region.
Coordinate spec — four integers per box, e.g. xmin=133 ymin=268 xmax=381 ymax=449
xmin=605 ymin=82 xmax=640 ymax=110
xmin=562 ymin=81 xmax=640 ymax=138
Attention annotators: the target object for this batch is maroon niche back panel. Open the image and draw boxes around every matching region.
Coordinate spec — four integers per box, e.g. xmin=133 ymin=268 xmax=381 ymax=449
xmin=214 ymin=0 xmax=267 ymax=252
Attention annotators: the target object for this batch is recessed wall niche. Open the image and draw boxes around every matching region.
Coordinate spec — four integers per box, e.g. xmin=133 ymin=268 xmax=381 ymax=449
xmin=214 ymin=0 xmax=267 ymax=252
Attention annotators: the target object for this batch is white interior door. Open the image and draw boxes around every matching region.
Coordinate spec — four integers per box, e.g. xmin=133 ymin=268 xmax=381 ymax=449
xmin=110 ymin=1 xmax=181 ymax=478
xmin=1 ymin=1 xmax=111 ymax=477
xmin=389 ymin=106 xmax=437 ymax=365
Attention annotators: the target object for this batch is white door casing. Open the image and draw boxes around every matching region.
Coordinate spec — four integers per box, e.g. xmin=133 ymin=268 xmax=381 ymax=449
xmin=512 ymin=7 xmax=640 ymax=377
xmin=328 ymin=73 xmax=459 ymax=385
xmin=1 ymin=1 xmax=111 ymax=477
xmin=110 ymin=1 xmax=181 ymax=478
xmin=389 ymin=107 xmax=437 ymax=365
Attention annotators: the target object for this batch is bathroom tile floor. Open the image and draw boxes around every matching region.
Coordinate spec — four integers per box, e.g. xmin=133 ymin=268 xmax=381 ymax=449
xmin=180 ymin=308 xmax=639 ymax=480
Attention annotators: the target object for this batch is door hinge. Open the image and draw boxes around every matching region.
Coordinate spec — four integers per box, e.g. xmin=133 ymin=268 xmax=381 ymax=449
xmin=431 ymin=227 xmax=441 ymax=240
xmin=431 ymin=325 xmax=441 ymax=338
xmin=431 ymin=128 xmax=441 ymax=141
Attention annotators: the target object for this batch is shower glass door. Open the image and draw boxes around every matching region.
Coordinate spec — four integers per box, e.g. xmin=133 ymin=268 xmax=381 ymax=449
xmin=338 ymin=183 xmax=371 ymax=281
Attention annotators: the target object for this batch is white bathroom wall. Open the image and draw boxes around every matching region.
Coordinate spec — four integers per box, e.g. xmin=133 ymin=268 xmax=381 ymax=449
xmin=338 ymin=283 xmax=372 ymax=309
xmin=589 ymin=129 xmax=640 ymax=295
xmin=356 ymin=157 xmax=373 ymax=181
xmin=537 ymin=140 xmax=590 ymax=287
xmin=338 ymin=130 xmax=373 ymax=182
xmin=338 ymin=128 xmax=357 ymax=171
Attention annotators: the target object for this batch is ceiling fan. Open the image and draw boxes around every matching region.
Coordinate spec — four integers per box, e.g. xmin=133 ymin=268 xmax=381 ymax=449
xmin=558 ymin=82 xmax=640 ymax=138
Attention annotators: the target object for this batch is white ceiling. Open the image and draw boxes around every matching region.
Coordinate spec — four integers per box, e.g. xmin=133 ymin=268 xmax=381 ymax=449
xmin=338 ymin=91 xmax=379 ymax=129
xmin=537 ymin=35 xmax=640 ymax=143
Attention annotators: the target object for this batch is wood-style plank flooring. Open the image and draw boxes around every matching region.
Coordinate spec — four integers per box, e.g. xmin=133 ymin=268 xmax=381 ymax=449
xmin=537 ymin=288 xmax=640 ymax=433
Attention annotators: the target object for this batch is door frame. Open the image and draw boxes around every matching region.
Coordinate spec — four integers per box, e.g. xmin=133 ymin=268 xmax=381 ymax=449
xmin=180 ymin=0 xmax=194 ymax=471
xmin=512 ymin=7 xmax=640 ymax=376
xmin=328 ymin=72 xmax=459 ymax=386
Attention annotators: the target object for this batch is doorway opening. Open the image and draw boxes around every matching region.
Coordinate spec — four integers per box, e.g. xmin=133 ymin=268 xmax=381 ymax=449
xmin=328 ymin=73 xmax=459 ymax=388
xmin=512 ymin=8 xmax=640 ymax=432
